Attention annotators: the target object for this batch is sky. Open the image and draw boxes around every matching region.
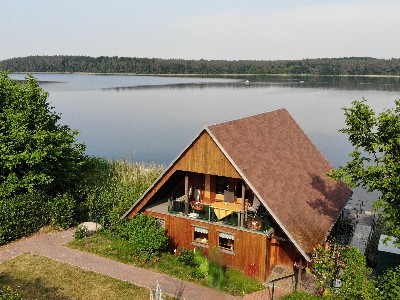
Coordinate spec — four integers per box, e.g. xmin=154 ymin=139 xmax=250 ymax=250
xmin=1 ymin=0 xmax=400 ymax=61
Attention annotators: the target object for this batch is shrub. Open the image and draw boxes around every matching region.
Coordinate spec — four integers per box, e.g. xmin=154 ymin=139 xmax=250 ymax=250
xmin=314 ymin=242 xmax=376 ymax=299
xmin=0 ymin=286 xmax=25 ymax=300
xmin=74 ymin=226 xmax=88 ymax=239
xmin=375 ymin=266 xmax=400 ymax=300
xmin=208 ymin=262 xmax=226 ymax=289
xmin=115 ymin=214 xmax=168 ymax=260
xmin=0 ymin=192 xmax=49 ymax=245
xmin=338 ymin=246 xmax=375 ymax=299
xmin=177 ymin=248 xmax=197 ymax=267
xmin=192 ymin=251 xmax=208 ymax=279
xmin=48 ymin=193 xmax=76 ymax=229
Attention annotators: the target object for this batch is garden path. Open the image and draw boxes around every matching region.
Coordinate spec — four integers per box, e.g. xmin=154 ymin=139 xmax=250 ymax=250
xmin=0 ymin=229 xmax=287 ymax=299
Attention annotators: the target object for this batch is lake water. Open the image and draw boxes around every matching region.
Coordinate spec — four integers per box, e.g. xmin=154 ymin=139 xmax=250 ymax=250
xmin=10 ymin=73 xmax=400 ymax=210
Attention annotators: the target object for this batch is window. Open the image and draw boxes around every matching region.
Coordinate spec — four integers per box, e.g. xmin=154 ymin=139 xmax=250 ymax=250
xmin=218 ymin=232 xmax=234 ymax=251
xmin=193 ymin=226 xmax=208 ymax=245
xmin=216 ymin=176 xmax=227 ymax=195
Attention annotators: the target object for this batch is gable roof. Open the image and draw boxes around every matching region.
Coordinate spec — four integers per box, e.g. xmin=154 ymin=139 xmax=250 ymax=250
xmin=206 ymin=109 xmax=352 ymax=256
xmin=123 ymin=108 xmax=352 ymax=260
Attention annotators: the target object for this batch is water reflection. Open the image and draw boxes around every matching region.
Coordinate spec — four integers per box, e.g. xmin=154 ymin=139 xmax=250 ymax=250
xmin=101 ymin=75 xmax=400 ymax=92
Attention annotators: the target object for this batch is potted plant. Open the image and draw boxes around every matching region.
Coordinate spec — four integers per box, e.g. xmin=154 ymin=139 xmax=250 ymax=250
xmin=247 ymin=217 xmax=262 ymax=230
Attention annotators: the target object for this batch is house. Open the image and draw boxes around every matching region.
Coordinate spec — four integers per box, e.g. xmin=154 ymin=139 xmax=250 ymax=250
xmin=123 ymin=109 xmax=352 ymax=281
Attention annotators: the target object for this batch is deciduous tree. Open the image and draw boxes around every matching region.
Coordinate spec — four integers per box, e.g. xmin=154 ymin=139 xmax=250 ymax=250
xmin=0 ymin=72 xmax=85 ymax=197
xmin=329 ymin=99 xmax=400 ymax=245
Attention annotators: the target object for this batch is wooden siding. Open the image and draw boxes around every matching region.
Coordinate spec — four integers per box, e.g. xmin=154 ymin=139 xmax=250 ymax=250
xmin=127 ymin=130 xmax=241 ymax=218
xmin=269 ymin=238 xmax=300 ymax=270
xmin=145 ymin=211 xmax=269 ymax=281
xmin=175 ymin=131 xmax=241 ymax=178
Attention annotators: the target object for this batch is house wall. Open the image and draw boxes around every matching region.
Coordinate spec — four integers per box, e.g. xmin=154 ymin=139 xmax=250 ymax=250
xmin=175 ymin=131 xmax=241 ymax=178
xmin=146 ymin=211 xmax=270 ymax=281
xmin=127 ymin=131 xmax=242 ymax=218
xmin=269 ymin=238 xmax=301 ymax=270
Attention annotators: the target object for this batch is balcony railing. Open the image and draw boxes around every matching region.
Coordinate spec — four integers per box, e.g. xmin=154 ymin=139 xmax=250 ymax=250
xmin=168 ymin=199 xmax=271 ymax=233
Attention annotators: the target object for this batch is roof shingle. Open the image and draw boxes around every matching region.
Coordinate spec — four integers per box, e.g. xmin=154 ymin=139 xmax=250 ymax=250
xmin=207 ymin=109 xmax=352 ymax=254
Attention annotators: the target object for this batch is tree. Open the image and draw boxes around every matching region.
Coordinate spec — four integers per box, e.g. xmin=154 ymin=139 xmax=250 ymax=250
xmin=329 ymin=99 xmax=400 ymax=245
xmin=376 ymin=266 xmax=400 ymax=299
xmin=0 ymin=72 xmax=85 ymax=198
xmin=314 ymin=242 xmax=375 ymax=299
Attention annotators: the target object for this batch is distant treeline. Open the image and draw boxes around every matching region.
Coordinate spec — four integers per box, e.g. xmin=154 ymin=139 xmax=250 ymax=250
xmin=1 ymin=55 xmax=400 ymax=76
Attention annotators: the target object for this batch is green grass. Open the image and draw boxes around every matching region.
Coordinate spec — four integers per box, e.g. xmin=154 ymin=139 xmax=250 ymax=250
xmin=0 ymin=253 xmax=175 ymax=300
xmin=69 ymin=231 xmax=265 ymax=296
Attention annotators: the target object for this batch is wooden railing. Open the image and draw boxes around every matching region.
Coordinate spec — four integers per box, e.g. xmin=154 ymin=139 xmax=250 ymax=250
xmin=168 ymin=199 xmax=271 ymax=232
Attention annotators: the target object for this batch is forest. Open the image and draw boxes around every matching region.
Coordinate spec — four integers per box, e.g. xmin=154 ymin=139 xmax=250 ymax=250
xmin=1 ymin=55 xmax=400 ymax=76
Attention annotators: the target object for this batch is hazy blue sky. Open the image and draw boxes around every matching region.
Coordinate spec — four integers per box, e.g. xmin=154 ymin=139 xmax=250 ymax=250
xmin=2 ymin=0 xmax=399 ymax=61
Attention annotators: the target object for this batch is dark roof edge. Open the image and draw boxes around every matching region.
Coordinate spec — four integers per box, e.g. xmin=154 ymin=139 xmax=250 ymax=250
xmin=205 ymin=127 xmax=312 ymax=262
xmin=121 ymin=129 xmax=207 ymax=219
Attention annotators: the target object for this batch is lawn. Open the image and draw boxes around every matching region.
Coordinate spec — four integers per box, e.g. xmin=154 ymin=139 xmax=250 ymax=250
xmin=68 ymin=231 xmax=265 ymax=296
xmin=0 ymin=253 xmax=174 ymax=300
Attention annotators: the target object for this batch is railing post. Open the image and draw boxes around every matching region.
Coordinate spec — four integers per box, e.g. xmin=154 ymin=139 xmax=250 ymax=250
xmin=184 ymin=173 xmax=189 ymax=215
xmin=241 ymin=183 xmax=246 ymax=227
xmin=271 ymin=281 xmax=275 ymax=300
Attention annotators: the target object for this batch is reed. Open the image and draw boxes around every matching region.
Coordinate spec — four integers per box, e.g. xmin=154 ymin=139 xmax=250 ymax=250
xmin=84 ymin=159 xmax=164 ymax=226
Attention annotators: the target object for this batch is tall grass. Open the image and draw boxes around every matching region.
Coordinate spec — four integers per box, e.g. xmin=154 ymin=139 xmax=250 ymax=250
xmin=84 ymin=159 xmax=164 ymax=226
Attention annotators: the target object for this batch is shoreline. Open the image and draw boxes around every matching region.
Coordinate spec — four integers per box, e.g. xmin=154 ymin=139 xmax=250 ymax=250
xmin=9 ymin=72 xmax=400 ymax=79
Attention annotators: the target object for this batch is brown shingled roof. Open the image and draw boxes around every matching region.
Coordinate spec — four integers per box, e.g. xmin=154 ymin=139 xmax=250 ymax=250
xmin=206 ymin=109 xmax=352 ymax=256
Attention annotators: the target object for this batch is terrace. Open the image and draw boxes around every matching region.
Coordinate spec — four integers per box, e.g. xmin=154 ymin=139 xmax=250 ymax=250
xmin=145 ymin=195 xmax=273 ymax=234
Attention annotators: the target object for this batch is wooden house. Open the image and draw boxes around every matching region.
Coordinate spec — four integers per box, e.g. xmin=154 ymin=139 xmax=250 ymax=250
xmin=123 ymin=109 xmax=352 ymax=281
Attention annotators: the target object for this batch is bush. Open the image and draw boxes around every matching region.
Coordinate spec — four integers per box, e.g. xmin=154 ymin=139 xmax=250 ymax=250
xmin=192 ymin=251 xmax=208 ymax=279
xmin=115 ymin=214 xmax=168 ymax=260
xmin=0 ymin=192 xmax=49 ymax=245
xmin=74 ymin=227 xmax=88 ymax=239
xmin=48 ymin=193 xmax=76 ymax=229
xmin=0 ymin=286 xmax=25 ymax=300
xmin=208 ymin=262 xmax=225 ymax=289
xmin=375 ymin=266 xmax=400 ymax=300
xmin=338 ymin=246 xmax=375 ymax=299
xmin=177 ymin=248 xmax=197 ymax=267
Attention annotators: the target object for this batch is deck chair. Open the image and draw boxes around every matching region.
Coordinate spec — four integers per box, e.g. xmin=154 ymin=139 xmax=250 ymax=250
xmin=247 ymin=196 xmax=261 ymax=214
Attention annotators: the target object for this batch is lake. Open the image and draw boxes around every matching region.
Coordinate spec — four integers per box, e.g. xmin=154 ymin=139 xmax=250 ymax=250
xmin=9 ymin=73 xmax=400 ymax=210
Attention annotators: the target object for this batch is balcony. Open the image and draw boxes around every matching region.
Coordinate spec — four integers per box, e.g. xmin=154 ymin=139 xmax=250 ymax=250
xmin=167 ymin=198 xmax=272 ymax=233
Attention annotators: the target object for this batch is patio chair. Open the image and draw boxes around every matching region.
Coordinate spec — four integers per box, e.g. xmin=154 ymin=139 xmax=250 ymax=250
xmin=247 ymin=196 xmax=261 ymax=214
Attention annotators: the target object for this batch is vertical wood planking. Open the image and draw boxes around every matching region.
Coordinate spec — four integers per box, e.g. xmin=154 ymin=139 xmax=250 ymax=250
xmin=145 ymin=211 xmax=269 ymax=281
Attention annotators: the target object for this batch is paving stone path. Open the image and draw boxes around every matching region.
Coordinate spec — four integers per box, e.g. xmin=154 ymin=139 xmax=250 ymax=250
xmin=0 ymin=229 xmax=287 ymax=300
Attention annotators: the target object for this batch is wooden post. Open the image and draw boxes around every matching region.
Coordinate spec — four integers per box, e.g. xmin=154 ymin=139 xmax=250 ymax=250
xmin=298 ymin=260 xmax=303 ymax=291
xmin=241 ymin=182 xmax=246 ymax=227
xmin=184 ymin=173 xmax=189 ymax=215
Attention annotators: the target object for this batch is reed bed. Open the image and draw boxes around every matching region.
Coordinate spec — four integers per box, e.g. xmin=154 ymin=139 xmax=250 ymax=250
xmin=84 ymin=159 xmax=164 ymax=226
